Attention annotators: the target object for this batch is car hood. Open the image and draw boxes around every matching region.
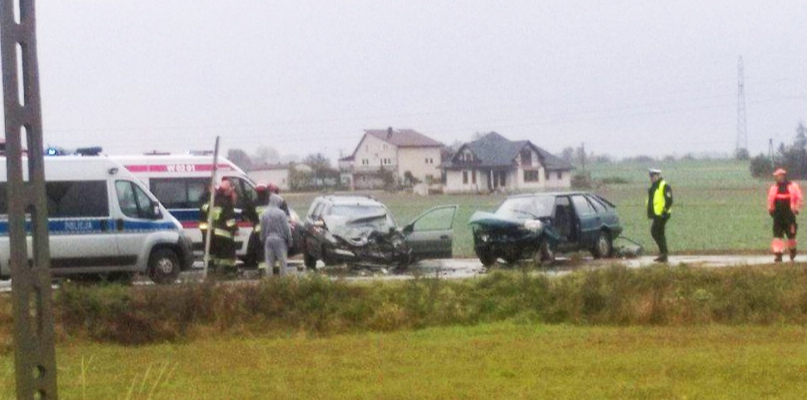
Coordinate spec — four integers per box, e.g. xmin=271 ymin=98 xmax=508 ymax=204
xmin=467 ymin=211 xmax=527 ymax=229
xmin=324 ymin=213 xmax=394 ymax=241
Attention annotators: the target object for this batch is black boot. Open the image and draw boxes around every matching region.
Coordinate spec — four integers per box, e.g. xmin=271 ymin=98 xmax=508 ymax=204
xmin=775 ymin=253 xmax=783 ymax=263
xmin=790 ymin=249 xmax=797 ymax=261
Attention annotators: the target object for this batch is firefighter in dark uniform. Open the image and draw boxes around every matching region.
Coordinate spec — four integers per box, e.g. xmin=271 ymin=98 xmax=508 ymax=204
xmin=767 ymin=168 xmax=803 ymax=262
xmin=246 ymin=184 xmax=271 ymax=274
xmin=210 ymin=180 xmax=238 ymax=275
xmin=647 ymin=168 xmax=673 ymax=262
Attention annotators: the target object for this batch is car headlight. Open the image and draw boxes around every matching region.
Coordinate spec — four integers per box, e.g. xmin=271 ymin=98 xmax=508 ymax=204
xmin=523 ymin=219 xmax=543 ymax=232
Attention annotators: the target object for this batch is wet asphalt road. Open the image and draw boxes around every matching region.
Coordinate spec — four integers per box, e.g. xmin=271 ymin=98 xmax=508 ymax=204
xmin=0 ymin=254 xmax=791 ymax=292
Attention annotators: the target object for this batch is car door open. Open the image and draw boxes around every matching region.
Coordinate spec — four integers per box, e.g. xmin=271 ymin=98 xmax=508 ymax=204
xmin=403 ymin=205 xmax=459 ymax=260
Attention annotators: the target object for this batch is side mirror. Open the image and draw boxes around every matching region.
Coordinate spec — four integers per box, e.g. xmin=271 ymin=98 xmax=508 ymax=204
xmin=151 ymin=203 xmax=162 ymax=219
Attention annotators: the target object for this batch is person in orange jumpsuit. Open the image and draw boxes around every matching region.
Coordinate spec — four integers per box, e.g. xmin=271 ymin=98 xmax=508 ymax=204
xmin=767 ymin=168 xmax=803 ymax=262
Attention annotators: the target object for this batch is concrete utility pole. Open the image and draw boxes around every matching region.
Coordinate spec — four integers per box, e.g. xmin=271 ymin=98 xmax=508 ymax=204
xmin=736 ymin=56 xmax=748 ymax=156
xmin=1 ymin=0 xmax=59 ymax=398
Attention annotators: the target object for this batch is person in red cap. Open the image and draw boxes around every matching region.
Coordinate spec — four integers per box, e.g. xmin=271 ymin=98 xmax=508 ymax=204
xmin=767 ymin=168 xmax=803 ymax=262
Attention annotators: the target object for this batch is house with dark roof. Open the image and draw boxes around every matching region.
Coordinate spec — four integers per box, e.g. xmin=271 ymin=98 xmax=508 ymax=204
xmin=342 ymin=128 xmax=444 ymax=189
xmin=442 ymin=132 xmax=574 ymax=193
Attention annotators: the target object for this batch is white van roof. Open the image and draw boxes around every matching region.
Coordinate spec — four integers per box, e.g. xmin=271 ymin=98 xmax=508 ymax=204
xmin=0 ymin=156 xmax=138 ymax=182
xmin=109 ymin=154 xmax=245 ymax=175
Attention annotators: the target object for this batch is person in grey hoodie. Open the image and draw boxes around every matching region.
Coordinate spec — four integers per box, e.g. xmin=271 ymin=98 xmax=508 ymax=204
xmin=260 ymin=193 xmax=293 ymax=276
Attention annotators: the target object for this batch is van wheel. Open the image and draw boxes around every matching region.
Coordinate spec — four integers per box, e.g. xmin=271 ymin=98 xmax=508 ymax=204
xmin=148 ymin=248 xmax=180 ymax=284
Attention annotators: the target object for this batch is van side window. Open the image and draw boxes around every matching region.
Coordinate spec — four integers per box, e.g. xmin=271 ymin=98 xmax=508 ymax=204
xmin=116 ymin=181 xmax=159 ymax=219
xmin=226 ymin=177 xmax=257 ymax=210
xmin=150 ymin=178 xmax=208 ymax=209
xmin=47 ymin=181 xmax=109 ymax=217
xmin=0 ymin=181 xmax=108 ymax=217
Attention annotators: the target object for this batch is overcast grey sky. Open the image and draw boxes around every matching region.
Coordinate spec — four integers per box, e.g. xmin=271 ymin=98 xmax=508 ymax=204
xmin=27 ymin=1 xmax=807 ymax=162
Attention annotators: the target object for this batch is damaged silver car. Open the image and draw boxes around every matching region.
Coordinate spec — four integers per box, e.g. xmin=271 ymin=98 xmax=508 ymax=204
xmin=301 ymin=195 xmax=458 ymax=269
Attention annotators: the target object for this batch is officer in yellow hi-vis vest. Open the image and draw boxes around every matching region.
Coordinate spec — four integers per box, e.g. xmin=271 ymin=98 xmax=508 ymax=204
xmin=207 ymin=179 xmax=239 ymax=275
xmin=646 ymin=168 xmax=673 ymax=262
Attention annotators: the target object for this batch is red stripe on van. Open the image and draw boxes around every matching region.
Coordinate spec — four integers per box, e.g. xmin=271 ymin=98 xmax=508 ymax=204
xmin=182 ymin=221 xmax=251 ymax=229
xmin=122 ymin=163 xmax=234 ymax=173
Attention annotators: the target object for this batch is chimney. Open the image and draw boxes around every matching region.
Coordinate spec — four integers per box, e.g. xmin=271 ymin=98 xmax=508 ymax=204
xmin=387 ymin=126 xmax=393 ymax=139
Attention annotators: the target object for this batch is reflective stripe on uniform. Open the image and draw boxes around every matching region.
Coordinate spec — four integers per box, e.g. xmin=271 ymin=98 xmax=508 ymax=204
xmin=214 ymin=228 xmax=233 ymax=238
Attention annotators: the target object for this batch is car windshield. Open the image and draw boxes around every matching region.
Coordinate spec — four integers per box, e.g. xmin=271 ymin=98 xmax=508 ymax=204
xmin=494 ymin=196 xmax=555 ymax=220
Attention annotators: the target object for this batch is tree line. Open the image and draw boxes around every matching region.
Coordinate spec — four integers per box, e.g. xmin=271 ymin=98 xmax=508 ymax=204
xmin=227 ymin=146 xmax=343 ymax=191
xmin=749 ymin=123 xmax=807 ymax=179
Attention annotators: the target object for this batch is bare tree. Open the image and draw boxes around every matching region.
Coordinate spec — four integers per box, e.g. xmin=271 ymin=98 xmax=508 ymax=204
xmin=227 ymin=148 xmax=253 ymax=171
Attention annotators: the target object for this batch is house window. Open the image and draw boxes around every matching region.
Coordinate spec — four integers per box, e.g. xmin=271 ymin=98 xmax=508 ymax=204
xmin=520 ymin=149 xmax=532 ymax=165
xmin=557 ymin=171 xmax=562 ymax=179
xmin=472 ymin=170 xmax=476 ymax=184
xmin=524 ymin=170 xmax=539 ymax=182
xmin=425 ymin=158 xmax=434 ymax=164
xmin=462 ymin=171 xmax=468 ymax=184
xmin=362 ymin=159 xmax=369 ymax=165
xmin=545 ymin=170 xmax=550 ymax=180
xmin=362 ymin=176 xmax=367 ymax=182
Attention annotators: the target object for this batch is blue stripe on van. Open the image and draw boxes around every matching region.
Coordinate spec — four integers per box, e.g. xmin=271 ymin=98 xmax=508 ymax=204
xmin=0 ymin=218 xmax=177 ymax=236
xmin=169 ymin=209 xmax=200 ymax=222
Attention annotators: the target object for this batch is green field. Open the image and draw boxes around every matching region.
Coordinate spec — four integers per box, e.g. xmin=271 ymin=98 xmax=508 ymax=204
xmin=4 ymin=323 xmax=807 ymax=399
xmin=4 ymin=159 xmax=803 ymax=399
xmin=286 ymin=158 xmax=775 ymax=258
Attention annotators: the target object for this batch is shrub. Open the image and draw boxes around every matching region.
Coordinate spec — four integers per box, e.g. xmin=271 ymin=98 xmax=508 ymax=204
xmin=31 ymin=264 xmax=807 ymax=346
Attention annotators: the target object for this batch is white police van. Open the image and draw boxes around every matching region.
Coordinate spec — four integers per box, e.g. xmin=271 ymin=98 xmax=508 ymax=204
xmin=0 ymin=156 xmax=194 ymax=284
xmin=109 ymin=153 xmax=259 ymax=260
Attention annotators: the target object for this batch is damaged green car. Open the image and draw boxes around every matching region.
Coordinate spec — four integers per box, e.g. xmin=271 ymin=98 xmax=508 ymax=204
xmin=469 ymin=192 xmax=622 ymax=266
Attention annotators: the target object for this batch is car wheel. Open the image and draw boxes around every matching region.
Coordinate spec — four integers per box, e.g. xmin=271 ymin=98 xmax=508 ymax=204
xmin=321 ymin=245 xmax=337 ymax=266
xmin=477 ymin=250 xmax=496 ymax=267
xmin=148 ymin=248 xmax=181 ymax=285
xmin=503 ymin=247 xmax=521 ymax=265
xmin=304 ymin=252 xmax=317 ymax=270
xmin=592 ymin=231 xmax=613 ymax=258
xmin=537 ymin=240 xmax=556 ymax=266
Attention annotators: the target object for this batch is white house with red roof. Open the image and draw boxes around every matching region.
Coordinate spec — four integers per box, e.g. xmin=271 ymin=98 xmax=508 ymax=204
xmin=342 ymin=128 xmax=444 ymax=189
